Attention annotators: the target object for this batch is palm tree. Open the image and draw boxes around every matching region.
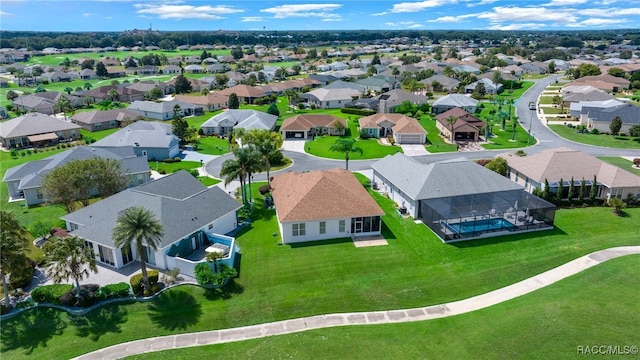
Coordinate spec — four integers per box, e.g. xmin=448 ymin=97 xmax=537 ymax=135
xmin=55 ymin=96 xmax=72 ymax=120
xmin=96 ymin=99 xmax=117 ymax=110
xmin=107 ymin=89 xmax=120 ymax=101
xmin=83 ymin=82 xmax=93 ymax=91
xmin=112 ymin=207 xmax=164 ymax=294
xmin=220 ymin=145 xmax=262 ymax=205
xmin=0 ymin=211 xmax=30 ymax=309
xmin=445 ymin=115 xmax=458 ymax=142
xmin=284 ymin=89 xmax=298 ymax=112
xmin=43 ymin=236 xmax=97 ymax=298
xmin=248 ymin=130 xmax=284 ymax=189
xmin=329 ymin=138 xmax=363 ymax=170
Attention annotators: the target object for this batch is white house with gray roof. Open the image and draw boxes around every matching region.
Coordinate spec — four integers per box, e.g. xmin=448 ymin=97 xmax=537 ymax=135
xmin=92 ymin=121 xmax=179 ymax=160
xmin=302 ymin=88 xmax=362 ymax=109
xmin=0 ymin=112 xmax=81 ymax=149
xmin=432 ymin=94 xmax=479 ymax=115
xmin=61 ymin=171 xmax=242 ymax=276
xmin=371 ymin=153 xmax=555 ymax=242
xmin=2 ymin=146 xmax=150 ymax=206
xmin=201 ymin=110 xmax=277 ymax=136
xmin=127 ymin=100 xmax=204 ymax=121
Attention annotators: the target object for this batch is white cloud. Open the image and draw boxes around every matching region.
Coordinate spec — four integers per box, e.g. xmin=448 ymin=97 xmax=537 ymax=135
xmin=384 ymin=21 xmax=424 ymax=28
xmin=544 ymin=0 xmax=588 ymax=6
xmin=373 ymin=0 xmax=456 ymax=15
xmin=0 ymin=11 xmax=14 ymax=16
xmin=260 ymin=4 xmax=342 ymax=19
xmin=487 ymin=22 xmax=547 ymax=30
xmin=83 ymin=13 xmax=95 ymax=17
xmin=241 ymin=16 xmax=263 ymax=22
xmin=467 ymin=0 xmax=499 ymax=7
xmin=577 ymin=7 xmax=640 ymax=17
xmin=135 ymin=4 xmax=243 ymax=20
xmin=566 ymin=18 xmax=629 ymax=27
xmin=477 ymin=6 xmax=578 ymax=23
xmin=427 ymin=13 xmax=477 ymax=22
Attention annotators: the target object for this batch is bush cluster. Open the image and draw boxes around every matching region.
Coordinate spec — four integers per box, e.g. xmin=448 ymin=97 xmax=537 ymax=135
xmin=9 ymin=257 xmax=36 ymax=290
xmin=340 ymin=108 xmax=376 ymax=116
xmin=31 ymin=284 xmax=74 ymax=304
xmin=162 ymin=157 xmax=182 ymax=163
xmin=259 ymin=184 xmax=271 ymax=195
xmin=59 ymin=284 xmax=99 ymax=307
xmin=97 ymin=282 xmax=132 ymax=300
xmin=130 ymin=270 xmax=159 ymax=295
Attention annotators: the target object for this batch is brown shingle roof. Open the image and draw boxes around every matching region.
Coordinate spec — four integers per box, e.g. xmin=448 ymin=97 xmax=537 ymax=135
xmin=358 ymin=113 xmax=426 ymax=135
xmin=219 ymin=84 xmax=266 ymax=98
xmin=436 ymin=108 xmax=485 ymax=130
xmin=280 ymin=114 xmax=345 ymax=132
xmin=271 ymin=168 xmax=384 ymax=222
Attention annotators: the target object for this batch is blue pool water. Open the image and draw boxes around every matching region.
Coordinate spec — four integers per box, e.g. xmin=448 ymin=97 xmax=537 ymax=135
xmin=442 ymin=218 xmax=515 ymax=235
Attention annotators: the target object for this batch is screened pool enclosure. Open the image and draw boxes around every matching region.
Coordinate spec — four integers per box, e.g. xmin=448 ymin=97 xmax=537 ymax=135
xmin=419 ymin=189 xmax=556 ymax=242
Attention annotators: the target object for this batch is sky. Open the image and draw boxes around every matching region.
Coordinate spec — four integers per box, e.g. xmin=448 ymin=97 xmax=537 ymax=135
xmin=1 ymin=0 xmax=640 ymax=32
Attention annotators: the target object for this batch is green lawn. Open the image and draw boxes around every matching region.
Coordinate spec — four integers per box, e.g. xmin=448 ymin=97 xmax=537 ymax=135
xmin=306 ymin=136 xmax=402 ymax=160
xmin=150 ymin=160 xmax=201 ymax=174
xmin=130 ymin=255 xmax=640 ymax=359
xmin=198 ymin=177 xmax=221 ymax=186
xmin=598 ymin=157 xmax=640 ymax=176
xmin=418 ymin=116 xmax=458 ymax=153
xmin=538 ymin=96 xmax=554 ymax=105
xmin=541 ymin=107 xmax=567 ymax=115
xmin=496 ymin=81 xmax=534 ymax=100
xmin=549 ymin=125 xmax=640 ymax=149
xmin=2 ymin=180 xmax=640 ymax=359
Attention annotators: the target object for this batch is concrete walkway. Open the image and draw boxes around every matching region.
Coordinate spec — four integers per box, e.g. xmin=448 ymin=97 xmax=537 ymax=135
xmin=74 ymin=246 xmax=640 ymax=360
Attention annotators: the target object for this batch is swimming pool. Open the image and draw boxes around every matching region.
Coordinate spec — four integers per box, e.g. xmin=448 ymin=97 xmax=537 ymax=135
xmin=442 ymin=218 xmax=515 ymax=235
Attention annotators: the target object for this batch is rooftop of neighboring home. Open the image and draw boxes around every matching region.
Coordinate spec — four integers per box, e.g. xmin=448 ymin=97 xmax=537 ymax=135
xmin=432 ymin=94 xmax=479 ymax=108
xmin=372 ymin=153 xmax=522 ymax=200
xmin=583 ymin=103 xmax=640 ymax=124
xmin=498 ymin=147 xmax=640 ymax=188
xmin=127 ymin=99 xmax=202 ymax=113
xmin=201 ymin=109 xmax=277 ymax=131
xmin=358 ymin=113 xmax=426 ymax=134
xmin=302 ymin=87 xmax=362 ymax=102
xmin=280 ymin=114 xmax=346 ymax=131
xmin=92 ymin=121 xmax=178 ymax=149
xmin=71 ymin=109 xmax=141 ymax=125
xmin=61 ymin=171 xmax=242 ymax=248
xmin=436 ymin=107 xmax=485 ymax=129
xmin=0 ymin=112 xmax=81 ymax=139
xmin=218 ymin=84 xmax=266 ymax=98
xmin=270 ymin=168 xmax=384 ymax=223
xmin=174 ymin=93 xmax=229 ymax=106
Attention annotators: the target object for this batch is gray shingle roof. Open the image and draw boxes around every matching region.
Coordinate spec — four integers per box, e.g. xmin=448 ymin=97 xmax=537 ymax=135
xmin=61 ymin=171 xmax=242 ymax=249
xmin=0 ymin=112 xmax=81 ymax=138
xmin=92 ymin=121 xmax=179 ymax=149
xmin=201 ymin=110 xmax=277 ymax=131
xmin=372 ymin=153 xmax=522 ymax=200
xmin=432 ymin=94 xmax=479 ymax=108
xmin=127 ymin=99 xmax=201 ymax=114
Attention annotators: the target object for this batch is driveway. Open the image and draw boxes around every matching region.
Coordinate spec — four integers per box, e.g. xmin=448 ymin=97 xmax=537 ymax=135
xmin=400 ymin=144 xmax=429 ymax=156
xmin=281 ymin=139 xmax=308 ymax=153
xmin=180 ymin=150 xmax=218 ymax=164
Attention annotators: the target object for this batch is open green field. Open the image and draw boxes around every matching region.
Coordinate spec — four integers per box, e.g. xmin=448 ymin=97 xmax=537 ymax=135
xmin=130 ymin=254 xmax=640 ymax=359
xmin=549 ymin=125 xmax=640 ymax=149
xmin=598 ymin=157 xmax=640 ymax=176
xmin=2 ymin=180 xmax=639 ymax=359
xmin=495 ymin=81 xmax=534 ymax=100
xmin=24 ymin=50 xmax=231 ymax=67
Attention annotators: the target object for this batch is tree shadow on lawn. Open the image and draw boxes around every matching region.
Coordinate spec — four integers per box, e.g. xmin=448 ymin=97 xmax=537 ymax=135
xmin=449 ymin=226 xmax=567 ymax=249
xmin=69 ymin=304 xmax=129 ymax=341
xmin=203 ymin=280 xmax=244 ymax=301
xmin=381 ymin=220 xmax=398 ymax=241
xmin=147 ymin=290 xmax=203 ymax=331
xmin=0 ymin=307 xmax=67 ymax=355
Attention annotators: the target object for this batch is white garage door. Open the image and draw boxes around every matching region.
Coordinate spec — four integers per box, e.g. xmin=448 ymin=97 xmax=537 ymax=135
xmin=398 ymin=134 xmax=423 ymax=144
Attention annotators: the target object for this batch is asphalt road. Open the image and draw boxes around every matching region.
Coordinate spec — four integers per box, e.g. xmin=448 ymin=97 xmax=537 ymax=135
xmin=205 ymin=76 xmax=640 ymax=180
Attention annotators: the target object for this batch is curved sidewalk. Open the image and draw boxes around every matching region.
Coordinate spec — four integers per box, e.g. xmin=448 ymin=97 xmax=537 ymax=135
xmin=74 ymin=246 xmax=640 ymax=359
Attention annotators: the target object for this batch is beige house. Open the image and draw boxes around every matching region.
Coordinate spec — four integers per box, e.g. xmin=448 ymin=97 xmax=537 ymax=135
xmin=174 ymin=93 xmax=229 ymax=111
xmin=271 ymin=168 xmax=384 ymax=244
xmin=0 ymin=112 xmax=81 ymax=149
xmin=358 ymin=113 xmax=426 ymax=144
xmin=435 ymin=108 xmax=486 ymax=142
xmin=499 ymin=147 xmax=640 ymax=201
xmin=280 ymin=114 xmax=346 ymax=139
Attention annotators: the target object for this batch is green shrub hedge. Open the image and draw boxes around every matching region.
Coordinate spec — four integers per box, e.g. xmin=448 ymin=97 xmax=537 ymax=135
xmin=31 ymin=284 xmax=73 ymax=304
xmin=59 ymin=284 xmax=99 ymax=307
xmin=97 ymin=282 xmax=131 ymax=299
xmin=9 ymin=257 xmax=36 ymax=290
xmin=340 ymin=108 xmax=376 ymax=116
xmin=130 ymin=270 xmax=159 ymax=295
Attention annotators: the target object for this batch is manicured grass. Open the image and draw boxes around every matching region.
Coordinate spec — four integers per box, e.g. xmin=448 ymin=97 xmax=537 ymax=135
xmin=495 ymin=81 xmax=534 ymax=100
xmin=598 ymin=157 xmax=640 ymax=176
xmin=195 ymin=136 xmax=230 ymax=155
xmin=129 ymin=255 xmax=640 ymax=359
xmin=198 ymin=177 xmax=221 ymax=186
xmin=549 ymin=125 xmax=640 ymax=149
xmin=538 ymin=96 xmax=554 ymax=105
xmin=150 ymin=160 xmax=201 ymax=174
xmin=541 ymin=107 xmax=566 ymax=115
xmin=2 ymin=180 xmax=640 ymax=359
xmin=81 ymin=127 xmax=120 ymax=142
xmin=418 ymin=116 xmax=458 ymax=153
xmin=306 ymin=135 xmax=402 ymax=160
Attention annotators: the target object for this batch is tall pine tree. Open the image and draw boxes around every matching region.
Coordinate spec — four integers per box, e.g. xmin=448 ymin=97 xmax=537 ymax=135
xmin=228 ymin=93 xmax=240 ymax=109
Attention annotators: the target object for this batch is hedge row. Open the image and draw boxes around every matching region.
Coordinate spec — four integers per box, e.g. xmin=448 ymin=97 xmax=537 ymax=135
xmin=340 ymin=108 xmax=377 ymax=116
xmin=130 ymin=270 xmax=159 ymax=296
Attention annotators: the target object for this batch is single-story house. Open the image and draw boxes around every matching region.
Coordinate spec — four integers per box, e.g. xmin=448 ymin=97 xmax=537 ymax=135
xmin=465 ymin=78 xmax=503 ymax=95
xmin=280 ymin=114 xmax=346 ymax=139
xmin=60 ymin=171 xmax=242 ymax=277
xmin=125 ymin=80 xmax=174 ymax=96
xmin=371 ymin=153 xmax=556 ymax=242
xmin=161 ymin=65 xmax=182 ymax=74
xmin=376 ymin=89 xmax=429 ymax=113
xmin=271 ymin=168 xmax=385 ymax=244
xmin=218 ymin=85 xmax=266 ymax=105
xmin=579 ymin=103 xmax=640 ymax=134
xmin=432 ymin=94 xmax=478 ymax=115
xmin=71 ymin=109 xmax=142 ymax=132
xmin=82 ymin=85 xmax=145 ymax=103
xmin=127 ymin=100 xmax=204 ymax=121
xmin=355 ymin=76 xmax=395 ymax=93
xmin=12 ymin=92 xmax=82 ymax=115
xmin=0 ymin=112 xmax=81 ymax=149
xmin=3 ymin=146 xmax=150 ymax=205
xmin=435 ymin=107 xmax=486 ymax=142
xmin=421 ymin=75 xmax=460 ymax=92
xmin=358 ymin=113 xmax=427 ymax=144
xmin=201 ymin=110 xmax=277 ymax=136
xmin=92 ymin=121 xmax=180 ymax=160
xmin=184 ymin=65 xmax=205 ymax=74
xmin=499 ymin=147 xmax=640 ymax=201
xmin=301 ymin=88 xmax=361 ymax=109
xmin=174 ymin=93 xmax=229 ymax=112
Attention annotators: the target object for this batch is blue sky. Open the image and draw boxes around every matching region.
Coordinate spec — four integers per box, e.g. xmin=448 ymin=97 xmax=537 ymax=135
xmin=2 ymin=0 xmax=640 ymax=32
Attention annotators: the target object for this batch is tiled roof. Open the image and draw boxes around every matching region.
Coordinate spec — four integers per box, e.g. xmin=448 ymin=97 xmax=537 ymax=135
xmin=271 ymin=168 xmax=384 ymax=222
xmin=280 ymin=114 xmax=345 ymax=131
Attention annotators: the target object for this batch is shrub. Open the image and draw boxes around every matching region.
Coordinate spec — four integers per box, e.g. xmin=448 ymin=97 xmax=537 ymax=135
xmin=31 ymin=284 xmax=74 ymax=304
xmin=97 ymin=282 xmax=131 ymax=300
xmin=59 ymin=284 xmax=100 ymax=307
xmin=259 ymin=184 xmax=271 ymax=195
xmin=268 ymin=151 xmax=285 ymax=166
xmin=340 ymin=107 xmax=376 ymax=116
xmin=591 ymin=128 xmax=600 ymax=135
xmin=173 ymin=157 xmax=181 ymax=162
xmin=16 ymin=298 xmax=35 ymax=309
xmin=198 ymin=128 xmax=205 ymax=136
xmin=130 ymin=270 xmax=159 ymax=295
xmin=359 ymin=129 xmax=370 ymax=139
xmin=310 ymin=104 xmax=316 ymax=110
xmin=189 ymin=169 xmax=199 ymax=178
xmin=475 ymin=159 xmax=492 ymax=166
xmin=633 ymin=158 xmax=640 ymax=167
xmin=159 ymin=169 xmax=167 ymax=175
xmin=8 ymin=257 xmax=35 ymax=290
xmin=515 ymin=150 xmax=527 ymax=157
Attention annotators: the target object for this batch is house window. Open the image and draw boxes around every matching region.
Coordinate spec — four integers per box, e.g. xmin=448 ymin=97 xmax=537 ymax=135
xmin=319 ymin=221 xmax=326 ymax=234
xmin=292 ymin=223 xmax=306 ymax=236
xmin=338 ymin=220 xmax=345 ymax=233
xmin=208 ymin=223 xmax=213 ymax=229
xmin=36 ymin=189 xmax=44 ymax=200
xmin=69 ymin=222 xmax=79 ymax=231
xmin=98 ymin=245 xmax=115 ymax=266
